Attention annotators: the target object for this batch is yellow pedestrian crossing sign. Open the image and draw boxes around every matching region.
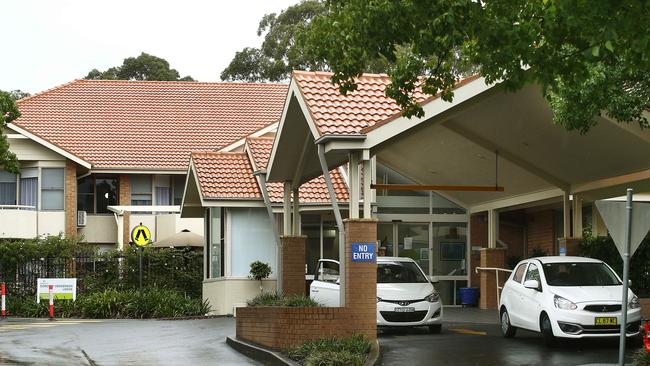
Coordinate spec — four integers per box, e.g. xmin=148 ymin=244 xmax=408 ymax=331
xmin=131 ymin=224 xmax=151 ymax=247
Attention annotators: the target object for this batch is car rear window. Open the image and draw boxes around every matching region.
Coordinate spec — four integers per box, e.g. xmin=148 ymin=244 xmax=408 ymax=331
xmin=377 ymin=261 xmax=429 ymax=283
xmin=542 ymin=262 xmax=621 ymax=286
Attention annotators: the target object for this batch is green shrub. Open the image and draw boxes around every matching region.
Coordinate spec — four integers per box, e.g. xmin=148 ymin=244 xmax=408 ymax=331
xmin=6 ymin=288 xmax=210 ymax=319
xmin=285 ymin=334 xmax=371 ymax=366
xmin=632 ymin=349 xmax=650 ymax=366
xmin=247 ymin=292 xmax=320 ymax=307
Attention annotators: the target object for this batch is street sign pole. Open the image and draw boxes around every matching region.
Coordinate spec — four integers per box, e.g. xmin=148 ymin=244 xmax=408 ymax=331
xmin=618 ymin=188 xmax=633 ymax=366
xmin=139 ymin=247 xmax=143 ymax=290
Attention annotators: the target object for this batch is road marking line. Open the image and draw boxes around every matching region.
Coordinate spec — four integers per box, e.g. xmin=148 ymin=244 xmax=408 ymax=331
xmin=447 ymin=328 xmax=487 ymax=336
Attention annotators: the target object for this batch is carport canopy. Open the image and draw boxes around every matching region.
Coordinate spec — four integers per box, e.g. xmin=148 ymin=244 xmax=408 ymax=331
xmin=267 ymin=71 xmax=650 ymax=216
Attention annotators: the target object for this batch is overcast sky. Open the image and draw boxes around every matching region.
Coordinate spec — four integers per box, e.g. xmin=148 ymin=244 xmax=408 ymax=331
xmin=1 ymin=0 xmax=298 ymax=94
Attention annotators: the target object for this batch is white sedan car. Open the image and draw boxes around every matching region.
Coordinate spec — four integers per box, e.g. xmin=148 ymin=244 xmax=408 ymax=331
xmin=310 ymin=257 xmax=443 ymax=333
xmin=499 ymin=256 xmax=642 ymax=345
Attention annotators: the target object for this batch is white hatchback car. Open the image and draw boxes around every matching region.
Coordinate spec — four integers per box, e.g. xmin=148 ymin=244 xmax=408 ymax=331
xmin=310 ymin=257 xmax=443 ymax=333
xmin=499 ymin=256 xmax=642 ymax=345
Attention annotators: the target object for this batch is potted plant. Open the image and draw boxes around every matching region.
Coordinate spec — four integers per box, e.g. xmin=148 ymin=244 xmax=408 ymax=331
xmin=249 ymin=261 xmax=272 ymax=293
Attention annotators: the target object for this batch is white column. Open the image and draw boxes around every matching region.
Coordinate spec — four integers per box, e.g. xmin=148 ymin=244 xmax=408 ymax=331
xmin=283 ymin=181 xmax=292 ymax=235
xmin=116 ymin=214 xmax=124 ymax=250
xmin=362 ymin=159 xmax=372 ymax=219
xmin=349 ymin=152 xmax=360 ymax=219
xmin=292 ymin=187 xmax=300 ymax=235
xmin=488 ymin=210 xmax=498 ymax=249
xmin=572 ymin=194 xmax=583 ymax=238
xmin=563 ymin=191 xmax=571 ymax=238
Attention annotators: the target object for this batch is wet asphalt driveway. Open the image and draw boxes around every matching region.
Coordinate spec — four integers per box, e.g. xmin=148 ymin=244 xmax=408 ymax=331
xmin=0 ymin=317 xmax=257 ymax=366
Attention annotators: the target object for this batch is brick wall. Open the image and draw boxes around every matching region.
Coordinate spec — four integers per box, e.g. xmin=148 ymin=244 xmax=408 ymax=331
xmin=119 ymin=174 xmax=131 ymax=248
xmin=281 ymin=236 xmax=306 ymax=296
xmin=641 ymin=298 xmax=650 ymax=319
xmin=64 ymin=159 xmax=78 ymax=237
xmin=479 ymin=248 xmax=506 ymax=310
xmin=237 ymin=219 xmax=378 ymax=350
xmin=526 ymin=210 xmax=556 ymax=256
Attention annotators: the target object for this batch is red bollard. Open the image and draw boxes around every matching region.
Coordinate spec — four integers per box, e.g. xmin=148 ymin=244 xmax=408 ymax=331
xmin=643 ymin=320 xmax=650 ymax=353
xmin=48 ymin=284 xmax=54 ymax=320
xmin=1 ymin=283 xmax=6 ymax=319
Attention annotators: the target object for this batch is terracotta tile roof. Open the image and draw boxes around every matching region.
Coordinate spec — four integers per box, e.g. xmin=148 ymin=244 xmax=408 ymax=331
xmin=13 ymin=80 xmax=288 ymax=170
xmin=293 ymin=70 xmax=480 ymax=136
xmin=191 ymin=151 xmax=261 ymax=200
xmin=245 ymin=136 xmax=349 ymax=203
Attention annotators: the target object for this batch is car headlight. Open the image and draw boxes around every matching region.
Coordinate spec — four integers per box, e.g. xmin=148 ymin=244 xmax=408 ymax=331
xmin=425 ymin=292 xmax=440 ymax=303
xmin=629 ymin=295 xmax=641 ymax=309
xmin=377 ymin=297 xmax=382 ymax=303
xmin=554 ymin=295 xmax=577 ymax=310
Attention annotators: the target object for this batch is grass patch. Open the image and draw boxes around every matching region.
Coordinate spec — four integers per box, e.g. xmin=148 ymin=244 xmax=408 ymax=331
xmin=285 ymin=334 xmax=371 ymax=366
xmin=633 ymin=349 xmax=650 ymax=366
xmin=246 ymin=292 xmax=320 ymax=307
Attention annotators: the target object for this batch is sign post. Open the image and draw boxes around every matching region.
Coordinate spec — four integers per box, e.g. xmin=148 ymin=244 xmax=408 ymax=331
xmin=1 ymin=283 xmax=5 ymax=319
xmin=131 ymin=223 xmax=152 ymax=290
xmin=595 ymin=189 xmax=650 ymax=366
xmin=48 ymin=284 xmax=54 ymax=320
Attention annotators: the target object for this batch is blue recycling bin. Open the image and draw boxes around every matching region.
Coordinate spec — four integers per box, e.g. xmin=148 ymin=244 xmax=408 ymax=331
xmin=459 ymin=287 xmax=479 ymax=306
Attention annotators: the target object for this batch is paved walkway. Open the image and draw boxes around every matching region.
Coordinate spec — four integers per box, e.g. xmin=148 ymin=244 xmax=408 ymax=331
xmin=0 ymin=317 xmax=258 ymax=366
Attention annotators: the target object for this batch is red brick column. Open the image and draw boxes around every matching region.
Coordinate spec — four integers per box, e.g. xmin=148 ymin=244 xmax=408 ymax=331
xmin=64 ymin=159 xmax=78 ymax=237
xmin=344 ymin=218 xmax=378 ymax=341
xmin=281 ymin=236 xmax=306 ymax=296
xmin=479 ymin=248 xmax=506 ymax=310
xmin=119 ymin=174 xmax=131 ymax=249
xmin=558 ymin=238 xmax=581 ymax=256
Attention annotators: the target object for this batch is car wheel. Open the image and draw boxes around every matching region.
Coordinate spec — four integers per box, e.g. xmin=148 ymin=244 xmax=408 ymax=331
xmin=500 ymin=308 xmax=516 ymax=338
xmin=540 ymin=314 xmax=556 ymax=347
xmin=429 ymin=325 xmax=442 ymax=334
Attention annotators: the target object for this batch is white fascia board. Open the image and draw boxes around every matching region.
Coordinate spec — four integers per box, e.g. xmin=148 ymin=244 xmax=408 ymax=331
xmin=180 ymin=159 xmax=199 ymax=211
xmin=244 ymin=141 xmax=258 ymax=172
xmin=90 ymin=169 xmax=186 ymax=174
xmin=571 ymin=169 xmax=650 ymax=194
xmin=220 ymin=121 xmax=280 ymax=153
xmin=267 ymin=79 xmax=322 ymax=179
xmin=323 ymin=76 xmax=495 ymax=153
xmin=7 ymin=123 xmax=92 ymax=169
xmin=107 ymin=205 xmax=181 ymax=215
xmin=200 ymin=200 xmax=266 ymax=208
xmin=468 ymin=188 xmax=564 ymax=213
xmin=6 ymin=134 xmax=27 ymax=139
xmin=376 ymin=213 xmax=469 ymax=223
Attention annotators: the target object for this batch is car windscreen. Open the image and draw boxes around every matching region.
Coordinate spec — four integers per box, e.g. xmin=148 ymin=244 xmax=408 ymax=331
xmin=377 ymin=262 xmax=429 ymax=283
xmin=542 ymin=262 xmax=621 ymax=286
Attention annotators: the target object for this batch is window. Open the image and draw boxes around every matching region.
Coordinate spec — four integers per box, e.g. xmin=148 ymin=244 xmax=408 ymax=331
xmin=41 ymin=168 xmax=64 ymax=210
xmin=154 ymin=175 xmax=171 ymax=206
xmin=95 ymin=177 xmax=118 ymax=213
xmin=0 ymin=170 xmax=17 ymax=205
xmin=377 ymin=261 xmax=429 ymax=284
xmin=19 ymin=168 xmax=38 ymax=208
xmin=542 ymin=262 xmax=621 ymax=287
xmin=77 ymin=176 xmax=118 ymax=214
xmin=131 ymin=175 xmax=152 ymax=205
xmin=512 ymin=263 xmax=527 ymax=283
xmin=525 ymin=263 xmax=540 ymax=282
xmin=315 ymin=261 xmax=340 ymax=283
xmin=172 ymin=175 xmax=185 ymax=205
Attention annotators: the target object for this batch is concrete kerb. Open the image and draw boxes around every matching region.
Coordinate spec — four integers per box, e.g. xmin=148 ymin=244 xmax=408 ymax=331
xmin=226 ymin=336 xmax=381 ymax=366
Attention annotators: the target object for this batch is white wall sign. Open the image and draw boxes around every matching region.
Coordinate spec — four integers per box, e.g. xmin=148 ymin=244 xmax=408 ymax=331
xmin=36 ymin=278 xmax=77 ymax=303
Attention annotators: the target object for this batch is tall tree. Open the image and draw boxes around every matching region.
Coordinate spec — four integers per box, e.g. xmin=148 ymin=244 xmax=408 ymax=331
xmin=85 ymin=52 xmax=194 ymax=81
xmin=305 ymin=0 xmax=650 ymax=134
xmin=221 ymin=0 xmax=328 ymax=82
xmin=9 ymin=90 xmax=30 ymax=101
xmin=0 ymin=91 xmax=21 ymax=173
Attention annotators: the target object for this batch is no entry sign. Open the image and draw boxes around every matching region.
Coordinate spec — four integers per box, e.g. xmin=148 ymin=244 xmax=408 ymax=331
xmin=351 ymin=243 xmax=376 ymax=263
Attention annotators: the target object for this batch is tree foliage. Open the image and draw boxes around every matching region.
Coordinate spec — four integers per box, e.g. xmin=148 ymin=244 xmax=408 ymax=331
xmin=305 ymin=0 xmax=650 ymax=133
xmin=0 ymin=90 xmax=21 ymax=173
xmin=221 ymin=0 xmax=328 ymax=82
xmin=85 ymin=52 xmax=194 ymax=81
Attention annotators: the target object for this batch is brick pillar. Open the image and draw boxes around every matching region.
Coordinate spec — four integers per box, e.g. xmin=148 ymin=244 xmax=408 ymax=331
xmin=558 ymin=238 xmax=581 ymax=256
xmin=344 ymin=218 xmax=378 ymax=341
xmin=281 ymin=236 xmax=306 ymax=296
xmin=119 ymin=174 xmax=131 ymax=249
xmin=64 ymin=159 xmax=78 ymax=237
xmin=479 ymin=248 xmax=506 ymax=310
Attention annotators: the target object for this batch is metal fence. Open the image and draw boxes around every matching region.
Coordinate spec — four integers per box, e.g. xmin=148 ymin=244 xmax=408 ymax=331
xmin=0 ymin=251 xmax=203 ymax=298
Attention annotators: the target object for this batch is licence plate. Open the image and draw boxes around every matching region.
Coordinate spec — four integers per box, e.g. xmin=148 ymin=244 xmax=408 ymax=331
xmin=394 ymin=307 xmax=415 ymax=313
xmin=595 ymin=317 xmax=618 ymax=326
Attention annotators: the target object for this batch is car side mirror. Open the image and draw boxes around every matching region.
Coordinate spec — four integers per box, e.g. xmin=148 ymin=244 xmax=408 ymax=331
xmin=523 ymin=280 xmax=540 ymax=291
xmin=430 ymin=277 xmax=440 ymax=285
